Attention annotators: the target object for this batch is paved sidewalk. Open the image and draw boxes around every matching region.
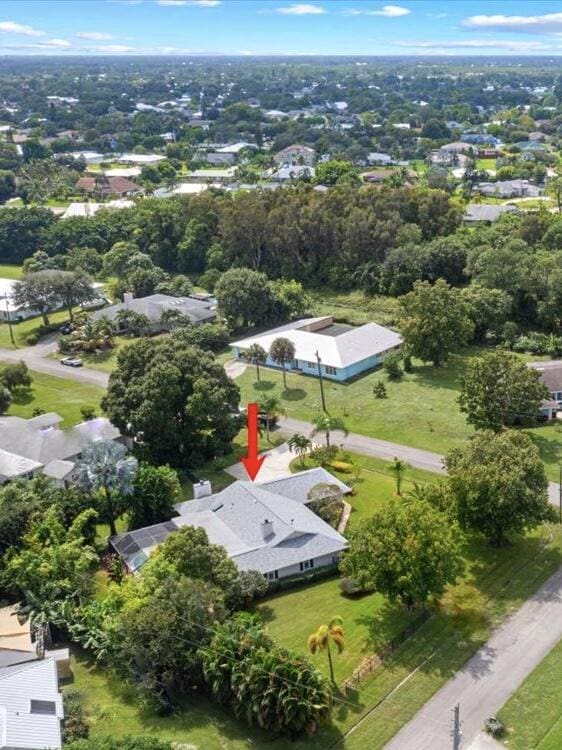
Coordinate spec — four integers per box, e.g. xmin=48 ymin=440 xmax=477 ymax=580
xmin=384 ymin=563 xmax=562 ymax=749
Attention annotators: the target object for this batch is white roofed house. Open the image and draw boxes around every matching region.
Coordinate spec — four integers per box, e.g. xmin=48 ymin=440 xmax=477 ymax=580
xmin=232 ymin=316 xmax=402 ymax=382
xmin=111 ymin=468 xmax=350 ymax=580
xmin=0 ymin=412 xmax=123 ymax=486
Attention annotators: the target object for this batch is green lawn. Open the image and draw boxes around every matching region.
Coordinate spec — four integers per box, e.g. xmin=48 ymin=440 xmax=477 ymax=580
xmin=0 ymin=309 xmax=71 ymax=349
xmin=310 ymin=290 xmax=401 ymax=327
xmin=238 ymin=349 xmax=477 ymax=456
xmin=476 ymin=158 xmax=497 ymax=171
xmin=70 ymin=448 xmax=562 ymax=749
xmin=498 ymin=638 xmax=562 ymax=749
xmin=3 ymin=369 xmax=104 ymax=426
xmin=0 ymin=263 xmax=22 ymax=280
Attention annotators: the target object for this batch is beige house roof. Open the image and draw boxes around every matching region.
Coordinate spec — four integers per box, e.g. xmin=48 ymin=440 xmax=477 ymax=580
xmin=0 ymin=606 xmax=34 ymax=655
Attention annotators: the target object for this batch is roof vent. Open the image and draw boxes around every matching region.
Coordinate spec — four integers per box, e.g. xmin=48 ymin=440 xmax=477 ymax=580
xmin=193 ymin=479 xmax=212 ymax=499
xmin=261 ymin=518 xmax=274 ymax=540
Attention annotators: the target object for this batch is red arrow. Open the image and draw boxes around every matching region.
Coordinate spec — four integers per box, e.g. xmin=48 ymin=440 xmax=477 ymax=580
xmin=241 ymin=402 xmax=266 ymax=481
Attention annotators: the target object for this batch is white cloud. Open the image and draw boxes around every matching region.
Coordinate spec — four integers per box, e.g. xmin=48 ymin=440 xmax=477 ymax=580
xmin=91 ymin=44 xmax=135 ymax=52
xmin=41 ymin=38 xmax=71 ymax=47
xmin=76 ymin=31 xmax=114 ymax=40
xmin=276 ymin=4 xmax=326 ymax=15
xmin=344 ymin=5 xmax=410 ymax=17
xmin=0 ymin=21 xmax=45 ymax=36
xmin=156 ymin=0 xmax=221 ymax=6
xmin=462 ymin=12 xmax=562 ymax=34
xmin=393 ymin=38 xmax=555 ymax=52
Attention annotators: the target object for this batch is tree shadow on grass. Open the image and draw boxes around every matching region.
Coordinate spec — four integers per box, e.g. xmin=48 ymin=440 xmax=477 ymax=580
xmin=526 ymin=430 xmax=562 ymax=466
xmin=11 ymin=387 xmax=33 ymax=406
xmin=254 ymin=380 xmax=275 ymax=392
xmin=282 ymin=388 xmax=307 ymax=402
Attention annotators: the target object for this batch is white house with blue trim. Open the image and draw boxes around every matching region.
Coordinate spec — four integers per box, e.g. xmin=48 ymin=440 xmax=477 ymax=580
xmin=232 ymin=316 xmax=402 ymax=382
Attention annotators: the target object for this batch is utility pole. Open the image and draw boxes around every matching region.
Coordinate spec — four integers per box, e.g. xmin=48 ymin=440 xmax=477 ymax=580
xmin=451 ymin=703 xmax=462 ymax=750
xmin=559 ymin=464 xmax=561 ymax=524
xmin=2 ymin=295 xmax=14 ymax=346
xmin=315 ymin=349 xmax=327 ymax=412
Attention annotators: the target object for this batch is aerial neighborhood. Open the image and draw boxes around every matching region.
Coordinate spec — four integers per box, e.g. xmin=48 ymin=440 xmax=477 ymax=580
xmin=3 ymin=4 xmax=562 ymax=750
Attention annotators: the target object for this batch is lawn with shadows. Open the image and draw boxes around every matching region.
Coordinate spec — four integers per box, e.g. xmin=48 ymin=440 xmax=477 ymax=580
xmin=237 ymin=348 xmax=481 ymax=456
xmin=498 ymin=638 xmax=562 ymax=749
xmin=2 ymin=368 xmax=104 ymax=426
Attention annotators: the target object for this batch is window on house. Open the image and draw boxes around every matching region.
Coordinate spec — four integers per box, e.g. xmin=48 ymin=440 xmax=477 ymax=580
xmin=307 ymin=361 xmax=316 ymax=369
xmin=30 ymin=700 xmax=57 ymax=715
xmin=325 ymin=366 xmax=337 ymax=376
xmin=266 ymin=570 xmax=279 ymax=581
xmin=300 ymin=559 xmax=314 ymax=572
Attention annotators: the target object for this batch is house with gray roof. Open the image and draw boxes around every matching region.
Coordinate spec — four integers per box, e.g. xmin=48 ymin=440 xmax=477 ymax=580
xmin=232 ymin=315 xmax=402 ymax=382
xmin=0 ymin=413 xmax=122 ymax=485
xmin=474 ymin=179 xmax=542 ymax=199
xmin=91 ymin=292 xmax=217 ymax=333
xmin=464 ymin=204 xmax=518 ymax=224
xmin=111 ymin=468 xmax=350 ymax=580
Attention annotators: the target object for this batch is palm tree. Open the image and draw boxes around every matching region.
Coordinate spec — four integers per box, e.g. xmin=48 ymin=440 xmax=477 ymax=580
xmin=288 ymin=433 xmax=312 ymax=467
xmin=243 ymin=343 xmax=267 ymax=382
xmin=258 ymin=395 xmax=286 ymax=442
xmin=76 ymin=440 xmax=138 ymax=537
xmin=311 ymin=414 xmax=348 ymax=448
xmin=308 ymin=616 xmax=345 ymax=684
xmin=269 ymin=337 xmax=296 ymax=389
xmin=391 ymin=456 xmax=408 ymax=496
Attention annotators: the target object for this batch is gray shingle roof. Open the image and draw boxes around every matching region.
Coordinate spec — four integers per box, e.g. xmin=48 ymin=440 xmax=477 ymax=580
xmin=114 ymin=469 xmax=348 ymax=574
xmin=91 ymin=293 xmax=216 ymax=325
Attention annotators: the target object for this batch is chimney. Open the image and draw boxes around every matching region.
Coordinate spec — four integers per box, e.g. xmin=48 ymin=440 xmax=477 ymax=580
xmin=123 ymin=291 xmax=134 ymax=304
xmin=261 ymin=518 xmax=274 ymax=540
xmin=193 ymin=479 xmax=212 ymax=499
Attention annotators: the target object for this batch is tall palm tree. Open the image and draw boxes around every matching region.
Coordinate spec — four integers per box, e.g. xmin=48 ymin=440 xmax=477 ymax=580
xmin=76 ymin=440 xmax=138 ymax=537
xmin=311 ymin=414 xmax=348 ymax=448
xmin=308 ymin=616 xmax=345 ymax=684
xmin=391 ymin=456 xmax=408 ymax=496
xmin=269 ymin=337 xmax=296 ymax=389
xmin=243 ymin=343 xmax=267 ymax=382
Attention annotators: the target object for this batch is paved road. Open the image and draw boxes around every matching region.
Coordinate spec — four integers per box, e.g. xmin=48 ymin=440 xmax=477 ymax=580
xmin=0 ymin=339 xmax=110 ymax=388
xmin=385 ymin=563 xmax=562 ymax=749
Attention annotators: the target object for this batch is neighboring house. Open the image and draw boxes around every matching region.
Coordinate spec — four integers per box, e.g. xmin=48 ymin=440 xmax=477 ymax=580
xmin=463 ymin=204 xmax=518 ymax=224
xmin=66 ymin=150 xmax=105 ymax=164
xmin=91 ymin=292 xmax=217 ymax=333
xmin=440 ymin=141 xmax=476 ymax=154
xmin=273 ymin=144 xmax=316 ymax=166
xmin=111 ymin=468 xmax=350 ymax=579
xmin=271 ymin=165 xmax=315 ymax=182
xmin=76 ymin=176 xmax=142 ymax=197
xmin=216 ymin=141 xmax=256 ymax=155
xmin=0 ymin=277 xmax=39 ymax=322
xmin=232 ymin=315 xmax=402 ymax=382
xmin=367 ymin=152 xmax=393 ymax=166
xmin=116 ymin=153 xmax=165 ymax=164
xmin=528 ymin=131 xmax=547 ymax=142
xmin=183 ymin=168 xmax=236 ymax=184
xmin=206 ymin=152 xmax=236 ymax=166
xmin=0 ymin=413 xmax=123 ymax=485
xmin=474 ymin=179 xmax=542 ymax=198
xmin=0 ymin=604 xmax=69 ymax=749
xmin=461 ymin=133 xmax=500 ymax=146
xmin=529 ymin=362 xmax=562 ymax=419
xmin=61 ymin=200 xmax=134 ymax=219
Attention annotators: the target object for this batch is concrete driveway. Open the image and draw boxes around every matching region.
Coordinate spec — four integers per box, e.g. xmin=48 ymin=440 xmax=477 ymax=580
xmin=225 ymin=442 xmax=297 ymax=482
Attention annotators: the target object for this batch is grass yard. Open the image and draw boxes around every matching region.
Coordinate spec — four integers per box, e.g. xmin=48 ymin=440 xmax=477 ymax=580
xmin=476 ymin=158 xmax=497 ymax=171
xmin=310 ymin=290 xmax=400 ymax=327
xmin=498 ymin=638 xmax=562 ymax=749
xmin=238 ymin=349 xmax=478 ymax=456
xmin=0 ymin=263 xmax=22 ymax=280
xmin=0 ymin=309 xmax=71 ymax=349
xmin=3 ymin=368 xmax=104 ymax=426
xmin=72 ymin=447 xmax=562 ymax=749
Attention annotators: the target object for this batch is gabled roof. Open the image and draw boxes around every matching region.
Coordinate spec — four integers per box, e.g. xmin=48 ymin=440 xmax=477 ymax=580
xmin=233 ymin=316 xmax=401 ymax=369
xmin=91 ymin=293 xmax=217 ymax=325
xmin=0 ymin=658 xmax=62 ymax=749
xmin=113 ymin=467 xmax=349 ymax=574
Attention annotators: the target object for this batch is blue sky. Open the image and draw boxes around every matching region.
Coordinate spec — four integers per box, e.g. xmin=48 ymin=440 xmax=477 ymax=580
xmin=4 ymin=1 xmax=562 ymax=56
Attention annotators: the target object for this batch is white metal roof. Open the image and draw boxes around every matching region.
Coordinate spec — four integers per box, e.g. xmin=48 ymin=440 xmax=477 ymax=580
xmin=233 ymin=317 xmax=402 ymax=369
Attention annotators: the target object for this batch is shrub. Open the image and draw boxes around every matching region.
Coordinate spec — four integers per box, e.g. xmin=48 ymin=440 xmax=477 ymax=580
xmin=309 ymin=497 xmax=344 ymax=528
xmin=226 ymin=569 xmax=269 ymax=610
xmin=80 ymin=406 xmax=97 ymax=421
xmin=62 ymin=691 xmax=90 ymax=743
xmin=383 ymin=352 xmax=403 ymax=380
xmin=339 ymin=577 xmax=371 ymax=596
xmin=403 ymin=354 xmax=413 ymax=372
xmin=309 ymin=444 xmax=338 ymax=466
xmin=373 ymin=381 xmax=387 ymax=398
xmin=328 ymin=460 xmax=353 ymax=473
xmin=25 ymin=333 xmax=39 ymax=346
xmin=484 ymin=717 xmax=505 ymax=738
